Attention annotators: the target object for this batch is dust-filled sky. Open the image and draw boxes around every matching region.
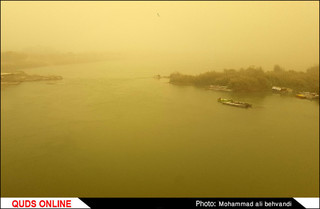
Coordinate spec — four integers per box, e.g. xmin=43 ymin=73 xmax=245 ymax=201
xmin=1 ymin=1 xmax=319 ymax=71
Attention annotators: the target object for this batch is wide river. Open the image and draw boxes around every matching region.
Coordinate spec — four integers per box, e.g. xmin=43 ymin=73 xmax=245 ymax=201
xmin=1 ymin=58 xmax=319 ymax=197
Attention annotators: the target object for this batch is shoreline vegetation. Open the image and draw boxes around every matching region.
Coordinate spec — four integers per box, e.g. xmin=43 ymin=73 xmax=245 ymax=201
xmin=169 ymin=65 xmax=319 ymax=94
xmin=1 ymin=71 xmax=63 ymax=85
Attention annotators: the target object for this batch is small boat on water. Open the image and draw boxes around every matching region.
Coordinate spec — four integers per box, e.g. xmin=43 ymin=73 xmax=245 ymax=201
xmin=217 ymin=98 xmax=252 ymax=108
xmin=296 ymin=92 xmax=319 ymax=100
xmin=296 ymin=93 xmax=307 ymax=99
xmin=272 ymin=86 xmax=293 ymax=94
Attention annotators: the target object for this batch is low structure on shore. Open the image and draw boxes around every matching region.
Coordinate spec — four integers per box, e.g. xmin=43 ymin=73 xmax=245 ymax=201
xmin=154 ymin=74 xmax=169 ymax=79
xmin=208 ymin=85 xmax=232 ymax=92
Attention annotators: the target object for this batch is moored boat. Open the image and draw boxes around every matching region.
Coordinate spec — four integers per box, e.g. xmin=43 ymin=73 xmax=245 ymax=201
xmin=296 ymin=92 xmax=319 ymax=100
xmin=296 ymin=94 xmax=307 ymax=99
xmin=272 ymin=86 xmax=293 ymax=94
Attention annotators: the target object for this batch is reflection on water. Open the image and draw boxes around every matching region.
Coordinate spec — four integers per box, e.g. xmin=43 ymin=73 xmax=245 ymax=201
xmin=1 ymin=59 xmax=319 ymax=197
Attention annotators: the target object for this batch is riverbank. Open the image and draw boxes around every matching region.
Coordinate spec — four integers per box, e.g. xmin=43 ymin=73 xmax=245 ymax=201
xmin=1 ymin=71 xmax=62 ymax=85
xmin=169 ymin=65 xmax=319 ymax=94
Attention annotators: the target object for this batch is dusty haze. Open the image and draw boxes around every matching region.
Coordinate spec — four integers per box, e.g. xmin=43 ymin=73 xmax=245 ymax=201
xmin=1 ymin=1 xmax=319 ymax=71
xmin=1 ymin=1 xmax=319 ymax=198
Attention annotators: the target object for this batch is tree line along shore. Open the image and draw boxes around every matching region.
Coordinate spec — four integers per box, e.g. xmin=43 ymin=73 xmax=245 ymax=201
xmin=169 ymin=65 xmax=319 ymax=94
xmin=1 ymin=71 xmax=63 ymax=85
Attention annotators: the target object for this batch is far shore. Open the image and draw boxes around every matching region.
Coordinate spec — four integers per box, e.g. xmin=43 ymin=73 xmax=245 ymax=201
xmin=1 ymin=51 xmax=120 ymax=72
xmin=168 ymin=65 xmax=319 ymax=94
xmin=1 ymin=71 xmax=62 ymax=85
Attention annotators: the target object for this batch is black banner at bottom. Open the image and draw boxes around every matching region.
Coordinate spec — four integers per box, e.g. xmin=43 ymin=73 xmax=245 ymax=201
xmin=79 ymin=198 xmax=306 ymax=209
